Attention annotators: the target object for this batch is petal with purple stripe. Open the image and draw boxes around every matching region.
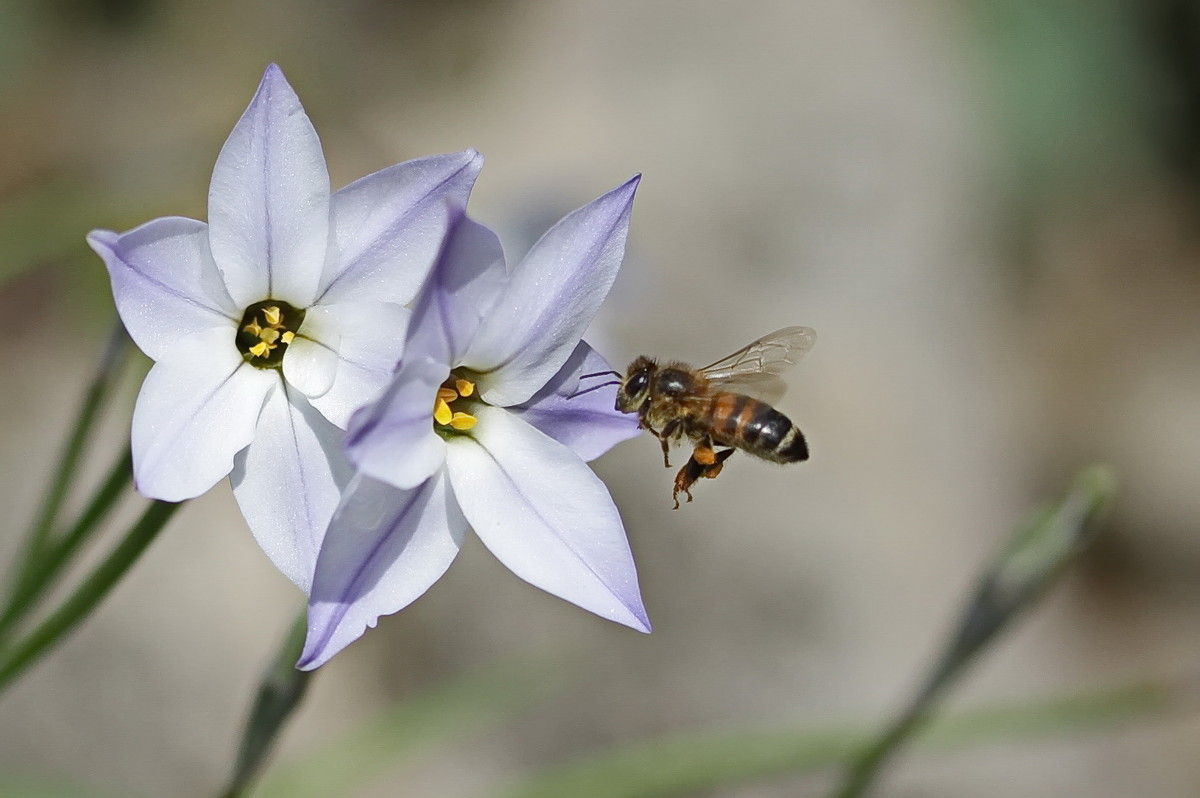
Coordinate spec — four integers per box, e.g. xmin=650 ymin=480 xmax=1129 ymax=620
xmin=88 ymin=219 xmax=237 ymax=362
xmin=231 ymin=384 xmax=353 ymax=591
xmin=131 ymin=326 xmax=275 ymax=502
xmin=463 ymin=175 xmax=639 ymax=407
xmin=446 ymin=405 xmax=649 ymax=632
xmin=318 ymin=150 xmax=484 ymax=306
xmin=299 ymin=470 xmax=466 ymax=670
xmin=208 ymin=64 xmax=330 ymax=308
xmin=508 ymin=341 xmax=639 ymax=462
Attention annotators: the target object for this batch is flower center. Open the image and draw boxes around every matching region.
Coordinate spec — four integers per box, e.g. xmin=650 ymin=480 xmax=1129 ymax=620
xmin=433 ymin=375 xmax=478 ymax=434
xmin=236 ymin=300 xmax=306 ymax=369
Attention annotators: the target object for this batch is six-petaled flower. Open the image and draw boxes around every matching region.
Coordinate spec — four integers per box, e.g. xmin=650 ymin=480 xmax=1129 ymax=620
xmin=89 ymin=64 xmax=482 ymax=590
xmin=298 ymin=178 xmax=646 ymax=669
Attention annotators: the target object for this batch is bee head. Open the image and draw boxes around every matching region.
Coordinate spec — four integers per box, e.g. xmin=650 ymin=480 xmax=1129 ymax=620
xmin=616 ymin=356 xmax=657 ymax=414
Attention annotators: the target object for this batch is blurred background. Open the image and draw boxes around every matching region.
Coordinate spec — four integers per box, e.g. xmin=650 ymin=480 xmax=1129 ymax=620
xmin=2 ymin=1 xmax=1199 ymax=796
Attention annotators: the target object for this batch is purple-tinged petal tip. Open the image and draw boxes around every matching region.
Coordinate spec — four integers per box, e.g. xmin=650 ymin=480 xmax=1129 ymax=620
xmin=465 ymin=176 xmax=641 ymax=406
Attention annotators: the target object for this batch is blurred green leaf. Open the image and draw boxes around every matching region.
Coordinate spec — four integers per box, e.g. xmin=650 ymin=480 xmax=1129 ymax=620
xmin=250 ymin=661 xmax=555 ymax=798
xmin=221 ymin=614 xmax=312 ymax=798
xmin=0 ymin=775 xmax=134 ymax=798
xmin=0 ymin=176 xmax=101 ymax=285
xmin=496 ymin=466 xmax=1123 ymax=798
xmin=833 ymin=465 xmax=1115 ymax=797
xmin=494 ymin=680 xmax=1169 ymax=798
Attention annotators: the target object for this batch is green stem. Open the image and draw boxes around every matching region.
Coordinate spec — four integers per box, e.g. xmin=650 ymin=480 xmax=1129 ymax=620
xmin=220 ymin=612 xmax=313 ymax=798
xmin=9 ymin=322 xmax=129 ymax=595
xmin=493 ymin=678 xmax=1172 ymax=798
xmin=0 ymin=446 xmax=134 ymax=641
xmin=0 ymin=499 xmax=179 ymax=692
xmin=831 ymin=466 xmax=1115 ymax=798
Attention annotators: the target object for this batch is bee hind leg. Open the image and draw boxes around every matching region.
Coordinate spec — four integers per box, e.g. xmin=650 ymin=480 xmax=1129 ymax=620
xmin=671 ymin=445 xmax=735 ymax=509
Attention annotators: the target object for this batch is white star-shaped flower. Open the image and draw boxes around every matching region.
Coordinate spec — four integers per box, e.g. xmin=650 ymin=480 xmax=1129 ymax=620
xmin=299 ymin=178 xmax=646 ymax=668
xmin=88 ymin=64 xmax=481 ymax=590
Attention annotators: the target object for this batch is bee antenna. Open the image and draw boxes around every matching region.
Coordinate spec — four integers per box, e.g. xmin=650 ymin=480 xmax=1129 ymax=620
xmin=579 ymin=369 xmax=623 ymax=380
xmin=567 ymin=379 xmax=621 ymax=400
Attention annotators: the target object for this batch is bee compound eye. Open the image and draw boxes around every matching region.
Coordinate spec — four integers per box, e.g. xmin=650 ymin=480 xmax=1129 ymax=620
xmin=629 ymin=372 xmax=649 ymax=395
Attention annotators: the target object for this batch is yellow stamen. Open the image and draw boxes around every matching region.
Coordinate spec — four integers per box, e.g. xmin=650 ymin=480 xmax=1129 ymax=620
xmin=449 ymin=412 xmax=477 ymax=430
xmin=280 ymin=331 xmax=295 ymax=345
xmin=263 ymin=306 xmax=282 ymax=327
xmin=455 ymin=378 xmax=475 ymax=397
xmin=259 ymin=328 xmax=280 ymax=345
xmin=437 ymin=387 xmax=460 ymax=402
xmin=243 ymin=320 xmax=263 ymax=336
xmin=433 ymin=397 xmax=453 ymax=426
xmin=248 ymin=341 xmax=270 ymax=358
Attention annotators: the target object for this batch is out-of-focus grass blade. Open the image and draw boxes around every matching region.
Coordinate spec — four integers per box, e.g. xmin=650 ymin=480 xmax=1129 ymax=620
xmin=493 ymin=679 xmax=1169 ymax=798
xmin=249 ymin=660 xmax=555 ymax=798
xmin=495 ymin=465 xmax=1124 ymax=798
xmin=221 ymin=614 xmax=313 ymax=798
xmin=833 ymin=465 xmax=1115 ymax=797
xmin=0 ymin=176 xmax=101 ymax=285
xmin=0 ymin=775 xmax=134 ymax=798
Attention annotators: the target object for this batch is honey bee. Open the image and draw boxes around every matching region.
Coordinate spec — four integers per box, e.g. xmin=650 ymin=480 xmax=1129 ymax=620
xmin=579 ymin=327 xmax=816 ymax=508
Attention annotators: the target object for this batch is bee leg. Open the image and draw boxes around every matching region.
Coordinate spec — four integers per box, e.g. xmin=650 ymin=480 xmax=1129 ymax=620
xmin=671 ymin=447 xmax=735 ymax=509
xmin=672 ymin=457 xmax=704 ymax=509
xmin=697 ymin=446 xmax=734 ymax=477
xmin=658 ymin=419 xmax=683 ymax=468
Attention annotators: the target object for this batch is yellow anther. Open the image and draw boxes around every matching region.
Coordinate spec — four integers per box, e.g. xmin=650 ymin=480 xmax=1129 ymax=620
xmin=263 ymin=306 xmax=282 ymax=327
xmin=433 ymin=397 xmax=453 ymax=426
xmin=437 ymin=387 xmax=460 ymax=402
xmin=455 ymin=379 xmax=475 ymax=397
xmin=280 ymin=331 xmax=295 ymax=345
xmin=243 ymin=320 xmax=263 ymax=336
xmin=449 ymin=412 xmax=477 ymax=430
xmin=249 ymin=341 xmax=270 ymax=358
xmin=259 ymin=328 xmax=280 ymax=345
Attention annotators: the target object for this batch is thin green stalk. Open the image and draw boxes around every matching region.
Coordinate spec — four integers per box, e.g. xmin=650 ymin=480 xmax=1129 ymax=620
xmin=0 ymin=446 xmax=134 ymax=641
xmin=0 ymin=499 xmax=180 ymax=692
xmin=493 ymin=678 xmax=1172 ymax=798
xmin=220 ymin=612 xmax=312 ymax=798
xmin=10 ymin=322 xmax=129 ymax=595
xmin=832 ymin=466 xmax=1115 ymax=798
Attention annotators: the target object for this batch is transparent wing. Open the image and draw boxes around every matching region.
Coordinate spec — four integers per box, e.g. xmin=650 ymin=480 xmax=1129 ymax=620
xmin=700 ymin=326 xmax=816 ymax=403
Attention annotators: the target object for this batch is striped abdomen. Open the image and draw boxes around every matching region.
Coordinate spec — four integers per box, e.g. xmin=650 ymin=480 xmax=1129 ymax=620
xmin=703 ymin=393 xmax=808 ymax=463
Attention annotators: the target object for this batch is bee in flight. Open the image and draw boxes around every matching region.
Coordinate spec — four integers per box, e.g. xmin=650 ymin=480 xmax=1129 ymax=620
xmin=576 ymin=327 xmax=816 ymax=508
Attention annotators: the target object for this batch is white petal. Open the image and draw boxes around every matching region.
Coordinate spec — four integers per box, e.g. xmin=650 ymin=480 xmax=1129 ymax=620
xmin=318 ymin=149 xmax=484 ymax=306
xmin=464 ymin=176 xmax=639 ymax=406
xmin=131 ymin=326 xmax=275 ymax=502
xmin=208 ymin=64 xmax=330 ymax=308
xmin=283 ymin=300 xmax=410 ymax=429
xmin=88 ymin=219 xmax=238 ymax=362
xmin=298 ymin=470 xmax=466 ymax=670
xmin=279 ymin=330 xmax=340 ymax=400
xmin=406 ymin=213 xmax=507 ymax=367
xmin=446 ymin=405 xmax=649 ymax=631
xmin=508 ymin=341 xmax=641 ymax=462
xmin=344 ymin=355 xmax=448 ymax=490
xmin=230 ymin=384 xmax=353 ymax=591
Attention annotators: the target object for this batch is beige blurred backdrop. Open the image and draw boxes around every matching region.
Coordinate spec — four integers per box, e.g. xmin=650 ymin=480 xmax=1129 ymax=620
xmin=2 ymin=1 xmax=1200 ymax=796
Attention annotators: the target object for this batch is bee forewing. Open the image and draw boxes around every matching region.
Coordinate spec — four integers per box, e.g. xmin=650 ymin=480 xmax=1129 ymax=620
xmin=700 ymin=326 xmax=817 ymax=381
